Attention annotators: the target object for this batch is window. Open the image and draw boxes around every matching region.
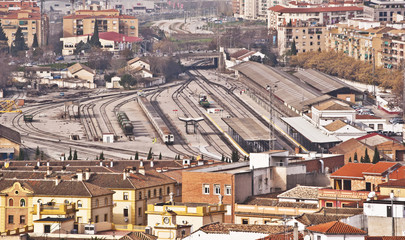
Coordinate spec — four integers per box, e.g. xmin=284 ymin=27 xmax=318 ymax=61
xmin=95 ymin=199 xmax=99 ymax=207
xmin=317 ymin=236 xmax=321 ymax=240
xmin=20 ymin=199 xmax=25 ymax=207
xmin=159 ymin=188 xmax=162 ymax=196
xmin=378 ymin=124 xmax=383 ymax=130
xmin=225 ymin=185 xmax=231 ymax=195
xmin=139 ymin=192 xmax=142 ymax=200
xmin=123 ymin=192 xmax=129 ymax=200
xmin=369 ymin=124 xmax=374 ymax=129
xmin=167 ymin=186 xmax=170 ymax=194
xmin=9 ymin=199 xmax=13 ymax=206
xmin=20 ymin=215 xmax=25 ymax=224
xmin=264 ymin=220 xmax=271 ymax=224
xmin=203 ymin=184 xmax=210 ymax=194
xmin=8 ymin=215 xmax=14 ymax=224
xmin=138 ymin=207 xmax=142 ymax=216
xmin=387 ymin=206 xmax=393 ymax=217
xmin=95 ymin=215 xmax=99 ymax=223
xmin=214 ymin=184 xmax=221 ymax=195
xmin=148 ymin=190 xmax=151 ymax=198
xmin=123 ymin=208 xmax=129 ymax=217
xmin=104 ymin=197 xmax=108 ymax=205
xmin=242 ymin=219 xmax=249 ymax=224
xmin=154 ymin=189 xmax=157 ymax=197
xmin=77 ymin=200 xmax=82 ymax=208
xmin=44 ymin=225 xmax=51 ymax=233
xmin=366 ymin=182 xmax=371 ymax=191
xmin=326 ymin=202 xmax=333 ymax=207
xmin=104 ymin=214 xmax=108 ymax=222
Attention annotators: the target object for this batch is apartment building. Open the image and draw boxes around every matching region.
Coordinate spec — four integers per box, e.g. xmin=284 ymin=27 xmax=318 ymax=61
xmin=0 ymin=0 xmax=38 ymax=10
xmin=268 ymin=5 xmax=363 ymax=30
xmin=62 ymin=9 xmax=138 ymax=38
xmin=364 ymin=0 xmax=405 ymax=22
xmin=0 ymin=8 xmax=48 ymax=47
xmin=380 ymin=30 xmax=405 ymax=69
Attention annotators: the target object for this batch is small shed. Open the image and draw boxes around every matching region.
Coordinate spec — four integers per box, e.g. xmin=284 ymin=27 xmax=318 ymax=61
xmin=102 ymin=133 xmax=114 ymax=143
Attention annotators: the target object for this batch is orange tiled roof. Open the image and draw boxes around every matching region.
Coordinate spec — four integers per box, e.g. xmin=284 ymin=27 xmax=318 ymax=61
xmin=330 ymin=163 xmax=373 ymax=179
xmin=306 ymin=221 xmax=366 ymax=235
xmin=366 ymin=237 xmax=405 ymax=240
xmin=380 ymin=178 xmax=405 ymax=188
xmin=388 ymin=166 xmax=405 ymax=181
xmin=362 ymin=161 xmax=399 ymax=175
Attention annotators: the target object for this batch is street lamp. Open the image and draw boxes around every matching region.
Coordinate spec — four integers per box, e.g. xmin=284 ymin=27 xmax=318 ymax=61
xmin=390 ymin=190 xmax=395 ymax=236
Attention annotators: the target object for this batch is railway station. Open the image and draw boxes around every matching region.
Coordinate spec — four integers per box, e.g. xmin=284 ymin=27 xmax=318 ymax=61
xmin=222 ymin=118 xmax=270 ymax=153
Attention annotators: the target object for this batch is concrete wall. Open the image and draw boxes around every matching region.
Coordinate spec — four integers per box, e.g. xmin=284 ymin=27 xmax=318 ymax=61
xmin=287 ymin=172 xmax=331 ymax=189
xmin=367 ymin=216 xmax=405 ymax=236
xmin=234 ymin=172 xmax=252 ymax=203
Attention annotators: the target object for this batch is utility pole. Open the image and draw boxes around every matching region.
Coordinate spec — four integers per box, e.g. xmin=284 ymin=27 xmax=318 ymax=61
xmin=40 ymin=0 xmax=44 ymax=46
xmin=267 ymin=84 xmax=276 ymax=151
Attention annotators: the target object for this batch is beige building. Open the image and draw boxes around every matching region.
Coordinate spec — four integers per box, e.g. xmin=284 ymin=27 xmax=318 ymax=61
xmin=67 ymin=63 xmax=95 ymax=83
xmin=0 ymin=124 xmax=21 ymax=160
xmin=62 ymin=9 xmax=138 ymax=38
xmin=0 ymin=8 xmax=48 ymax=47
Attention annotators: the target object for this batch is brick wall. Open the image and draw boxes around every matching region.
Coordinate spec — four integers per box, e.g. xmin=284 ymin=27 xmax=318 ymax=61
xmin=289 ymin=155 xmax=344 ymax=173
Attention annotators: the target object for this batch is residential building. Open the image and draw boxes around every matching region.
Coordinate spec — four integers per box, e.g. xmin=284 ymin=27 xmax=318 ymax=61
xmin=0 ymin=8 xmax=48 ymax=47
xmin=306 ymin=221 xmax=366 ymax=240
xmin=146 ymin=203 xmax=226 ymax=235
xmin=67 ymin=63 xmax=95 ymax=83
xmin=0 ymin=0 xmax=38 ymax=10
xmin=380 ymin=30 xmax=405 ymax=69
xmin=311 ymin=100 xmax=356 ymax=127
xmin=62 ymin=9 xmax=138 ymax=38
xmin=268 ymin=5 xmax=363 ymax=30
xmin=183 ymin=222 xmax=291 ymax=240
xmin=364 ymin=0 xmax=405 ymax=22
xmin=60 ymin=31 xmax=141 ymax=56
xmin=0 ymin=124 xmax=21 ymax=160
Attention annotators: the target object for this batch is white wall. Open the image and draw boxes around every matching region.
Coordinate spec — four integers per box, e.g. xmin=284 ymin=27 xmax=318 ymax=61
xmin=364 ymin=202 xmax=404 ymax=218
xmin=184 ymin=230 xmax=269 ymax=240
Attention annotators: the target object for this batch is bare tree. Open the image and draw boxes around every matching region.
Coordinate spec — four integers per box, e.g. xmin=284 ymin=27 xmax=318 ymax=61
xmin=0 ymin=53 xmax=15 ymax=87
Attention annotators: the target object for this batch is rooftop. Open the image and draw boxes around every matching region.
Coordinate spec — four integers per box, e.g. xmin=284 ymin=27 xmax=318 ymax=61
xmin=313 ymin=100 xmax=353 ymax=111
xmin=222 ymin=118 xmax=270 ymax=141
xmin=330 ymin=163 xmax=373 ymax=179
xmin=323 ymin=120 xmax=348 ymax=132
xmin=306 ymin=221 xmax=366 ymax=235
xmin=199 ymin=222 xmax=290 ymax=234
xmin=0 ymin=124 xmax=21 ymax=144
xmin=277 ymin=186 xmax=321 ymax=200
xmin=269 ymin=5 xmax=363 ymax=13
xmin=187 ymin=161 xmax=250 ymax=174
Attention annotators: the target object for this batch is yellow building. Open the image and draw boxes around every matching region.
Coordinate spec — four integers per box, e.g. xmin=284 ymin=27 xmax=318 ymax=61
xmin=62 ymin=9 xmax=138 ymax=38
xmin=0 ymin=8 xmax=48 ymax=47
xmin=0 ymin=124 xmax=21 ymax=160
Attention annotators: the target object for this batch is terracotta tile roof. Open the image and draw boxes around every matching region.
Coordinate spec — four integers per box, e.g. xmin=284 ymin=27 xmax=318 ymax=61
xmin=330 ymin=163 xmax=373 ymax=179
xmin=64 ymin=14 xmax=136 ymax=19
xmin=119 ymin=231 xmax=158 ymax=240
xmin=277 ymin=186 xmax=320 ymax=200
xmin=127 ymin=170 xmax=176 ymax=189
xmin=0 ymin=124 xmax=21 ymax=144
xmin=68 ymin=63 xmax=95 ymax=75
xmin=199 ymin=222 xmax=290 ymax=234
xmin=329 ymin=138 xmax=364 ymax=155
xmin=357 ymin=133 xmax=399 ymax=145
xmin=387 ymin=167 xmax=405 ymax=181
xmin=355 ymin=114 xmax=381 ymax=119
xmin=241 ymin=196 xmax=317 ymax=209
xmin=315 ymin=207 xmax=363 ymax=216
xmin=379 ymin=178 xmax=405 ymax=188
xmin=230 ymin=49 xmax=250 ymax=59
xmin=313 ymin=100 xmax=353 ymax=111
xmin=306 ymin=221 xmax=366 ymax=235
xmin=269 ymin=5 xmax=363 ymax=13
xmin=366 ymin=237 xmax=405 ymax=240
xmin=324 ymin=120 xmax=348 ymax=132
xmin=98 ymin=32 xmax=141 ymax=43
xmin=259 ymin=232 xmax=304 ymax=240
xmin=362 ymin=162 xmax=399 ymax=175
xmin=295 ymin=213 xmax=348 ymax=226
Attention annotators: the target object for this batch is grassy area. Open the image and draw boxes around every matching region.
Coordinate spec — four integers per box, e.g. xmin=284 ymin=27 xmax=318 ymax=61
xmin=41 ymin=62 xmax=75 ymax=69
xmin=171 ymin=38 xmax=213 ymax=44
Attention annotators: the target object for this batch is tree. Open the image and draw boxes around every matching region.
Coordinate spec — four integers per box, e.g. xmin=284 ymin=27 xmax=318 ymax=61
xmin=360 ymin=156 xmax=364 ymax=163
xmin=354 ymin=152 xmax=358 ymax=163
xmin=364 ymin=148 xmax=370 ymax=163
xmin=373 ymin=146 xmax=381 ymax=164
xmin=135 ymin=151 xmax=139 ymax=160
xmin=348 ymin=157 xmax=352 ymax=163
xmin=147 ymin=148 xmax=153 ymax=160
xmin=89 ymin=20 xmax=102 ymax=48
xmin=74 ymin=40 xmax=91 ymax=55
xmin=119 ymin=74 xmax=137 ymax=89
xmin=18 ymin=149 xmax=24 ymax=160
xmin=36 ymin=146 xmax=40 ymax=159
xmin=40 ymin=151 xmax=44 ymax=160
xmin=87 ymin=48 xmax=113 ymax=70
xmin=68 ymin=147 xmax=72 ymax=160
xmin=159 ymin=152 xmax=162 ymax=160
xmin=99 ymin=151 xmax=105 ymax=160
xmin=249 ymin=55 xmax=262 ymax=63
xmin=231 ymin=151 xmax=239 ymax=162
xmin=32 ymin=33 xmax=39 ymax=48
xmin=73 ymin=150 xmax=78 ymax=160
xmin=11 ymin=27 xmax=28 ymax=56
xmin=290 ymin=39 xmax=297 ymax=56
xmin=0 ymin=24 xmax=8 ymax=53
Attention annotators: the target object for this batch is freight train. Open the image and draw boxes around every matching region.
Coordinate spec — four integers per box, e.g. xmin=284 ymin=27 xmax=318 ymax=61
xmin=116 ymin=112 xmax=134 ymax=136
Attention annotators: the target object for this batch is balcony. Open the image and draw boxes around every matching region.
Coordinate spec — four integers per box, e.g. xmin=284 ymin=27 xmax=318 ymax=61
xmin=318 ymin=188 xmax=372 ymax=201
xmin=32 ymin=203 xmax=77 ymax=215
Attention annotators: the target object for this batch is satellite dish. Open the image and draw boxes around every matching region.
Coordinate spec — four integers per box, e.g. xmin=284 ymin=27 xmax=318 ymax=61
xmin=368 ymin=191 xmax=376 ymax=199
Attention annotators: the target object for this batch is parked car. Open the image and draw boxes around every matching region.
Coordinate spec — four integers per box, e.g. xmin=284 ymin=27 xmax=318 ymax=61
xmin=55 ymin=56 xmax=64 ymax=61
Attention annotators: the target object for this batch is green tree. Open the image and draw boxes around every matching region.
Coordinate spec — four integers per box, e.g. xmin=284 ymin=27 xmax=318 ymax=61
xmin=35 ymin=146 xmax=40 ymax=159
xmin=159 ymin=152 xmax=162 ymax=160
xmin=68 ymin=147 xmax=72 ymax=160
xmin=89 ymin=20 xmax=102 ymax=48
xmin=290 ymin=39 xmax=297 ymax=56
xmin=32 ymin=33 xmax=39 ymax=48
xmin=360 ymin=156 xmax=364 ymax=163
xmin=119 ymin=74 xmax=137 ymax=89
xmin=364 ymin=148 xmax=370 ymax=163
xmin=11 ymin=27 xmax=27 ymax=56
xmin=0 ymin=24 xmax=8 ymax=52
xmin=354 ymin=152 xmax=358 ymax=163
xmin=147 ymin=148 xmax=153 ymax=160
xmin=73 ymin=150 xmax=78 ymax=160
xmin=135 ymin=151 xmax=139 ymax=160
xmin=373 ymin=146 xmax=381 ymax=164
xmin=99 ymin=151 xmax=104 ymax=160
xmin=18 ymin=149 xmax=24 ymax=160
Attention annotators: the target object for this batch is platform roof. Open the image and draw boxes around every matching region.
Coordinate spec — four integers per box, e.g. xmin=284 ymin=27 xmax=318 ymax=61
xmin=294 ymin=69 xmax=358 ymax=94
xmin=232 ymin=62 xmax=321 ymax=111
xmin=281 ymin=117 xmax=341 ymax=143
xmin=223 ymin=118 xmax=270 ymax=141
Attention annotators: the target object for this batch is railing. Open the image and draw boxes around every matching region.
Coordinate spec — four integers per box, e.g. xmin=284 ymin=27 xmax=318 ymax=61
xmin=318 ymin=188 xmax=373 ymax=200
xmin=0 ymin=225 xmax=33 ymax=236
xmin=113 ymin=224 xmax=146 ymax=232
xmin=234 ymin=204 xmax=319 ymax=216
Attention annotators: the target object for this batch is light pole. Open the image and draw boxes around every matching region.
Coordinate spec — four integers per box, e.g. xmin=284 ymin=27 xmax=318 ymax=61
xmin=266 ymin=84 xmax=277 ymax=151
xmin=390 ymin=190 xmax=395 ymax=236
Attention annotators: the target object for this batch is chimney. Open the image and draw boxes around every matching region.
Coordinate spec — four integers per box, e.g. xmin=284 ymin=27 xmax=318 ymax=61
xmin=37 ymin=161 xmax=40 ymax=167
xmin=76 ymin=169 xmax=83 ymax=181
xmin=156 ymin=168 xmax=162 ymax=173
xmin=162 ymin=167 xmax=168 ymax=172
xmin=46 ymin=161 xmax=50 ymax=167
xmin=293 ymin=222 xmax=298 ymax=240
xmin=150 ymin=160 xmax=154 ymax=168
xmin=46 ymin=167 xmax=52 ymax=176
xmin=139 ymin=166 xmax=145 ymax=175
xmin=110 ymin=160 xmax=114 ymax=168
xmin=123 ymin=169 xmax=129 ymax=180
xmin=85 ymin=168 xmax=91 ymax=180
xmin=198 ymin=160 xmax=204 ymax=166
xmin=99 ymin=160 xmax=103 ymax=166
xmin=140 ymin=160 xmax=144 ymax=167
xmin=55 ymin=176 xmax=61 ymax=186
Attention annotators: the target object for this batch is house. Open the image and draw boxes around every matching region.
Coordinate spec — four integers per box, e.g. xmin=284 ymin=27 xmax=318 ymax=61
xmin=306 ymin=221 xmax=366 ymax=240
xmin=67 ymin=63 xmax=96 ymax=83
xmin=311 ymin=100 xmax=356 ymax=127
xmin=329 ymin=138 xmax=376 ymax=164
xmin=183 ymin=222 xmax=291 ymax=240
xmin=323 ymin=120 xmax=367 ymax=142
xmin=106 ymin=76 xmax=123 ymax=89
xmin=0 ymin=124 xmax=21 ymax=160
xmin=127 ymin=57 xmax=151 ymax=71
xmin=277 ymin=186 xmax=320 ymax=205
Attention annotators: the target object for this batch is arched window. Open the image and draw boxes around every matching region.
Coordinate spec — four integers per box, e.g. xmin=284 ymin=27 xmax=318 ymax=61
xmin=159 ymin=188 xmax=162 ymax=196
xmin=104 ymin=197 xmax=108 ymax=205
xmin=139 ymin=192 xmax=142 ymax=200
xmin=167 ymin=186 xmax=170 ymax=195
xmin=153 ymin=189 xmax=156 ymax=197
xmin=148 ymin=190 xmax=151 ymax=199
xmin=20 ymin=199 xmax=26 ymax=207
xmin=77 ymin=200 xmax=82 ymax=208
xmin=8 ymin=198 xmax=13 ymax=206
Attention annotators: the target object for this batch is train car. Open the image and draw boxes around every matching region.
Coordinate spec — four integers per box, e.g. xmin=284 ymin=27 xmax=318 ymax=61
xmin=23 ymin=115 xmax=33 ymax=122
xmin=199 ymin=93 xmax=210 ymax=108
xmin=116 ymin=112 xmax=134 ymax=136
xmin=138 ymin=97 xmax=174 ymax=144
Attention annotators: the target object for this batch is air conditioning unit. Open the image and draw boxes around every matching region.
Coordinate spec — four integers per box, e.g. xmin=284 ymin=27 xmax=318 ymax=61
xmin=124 ymin=217 xmax=128 ymax=222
